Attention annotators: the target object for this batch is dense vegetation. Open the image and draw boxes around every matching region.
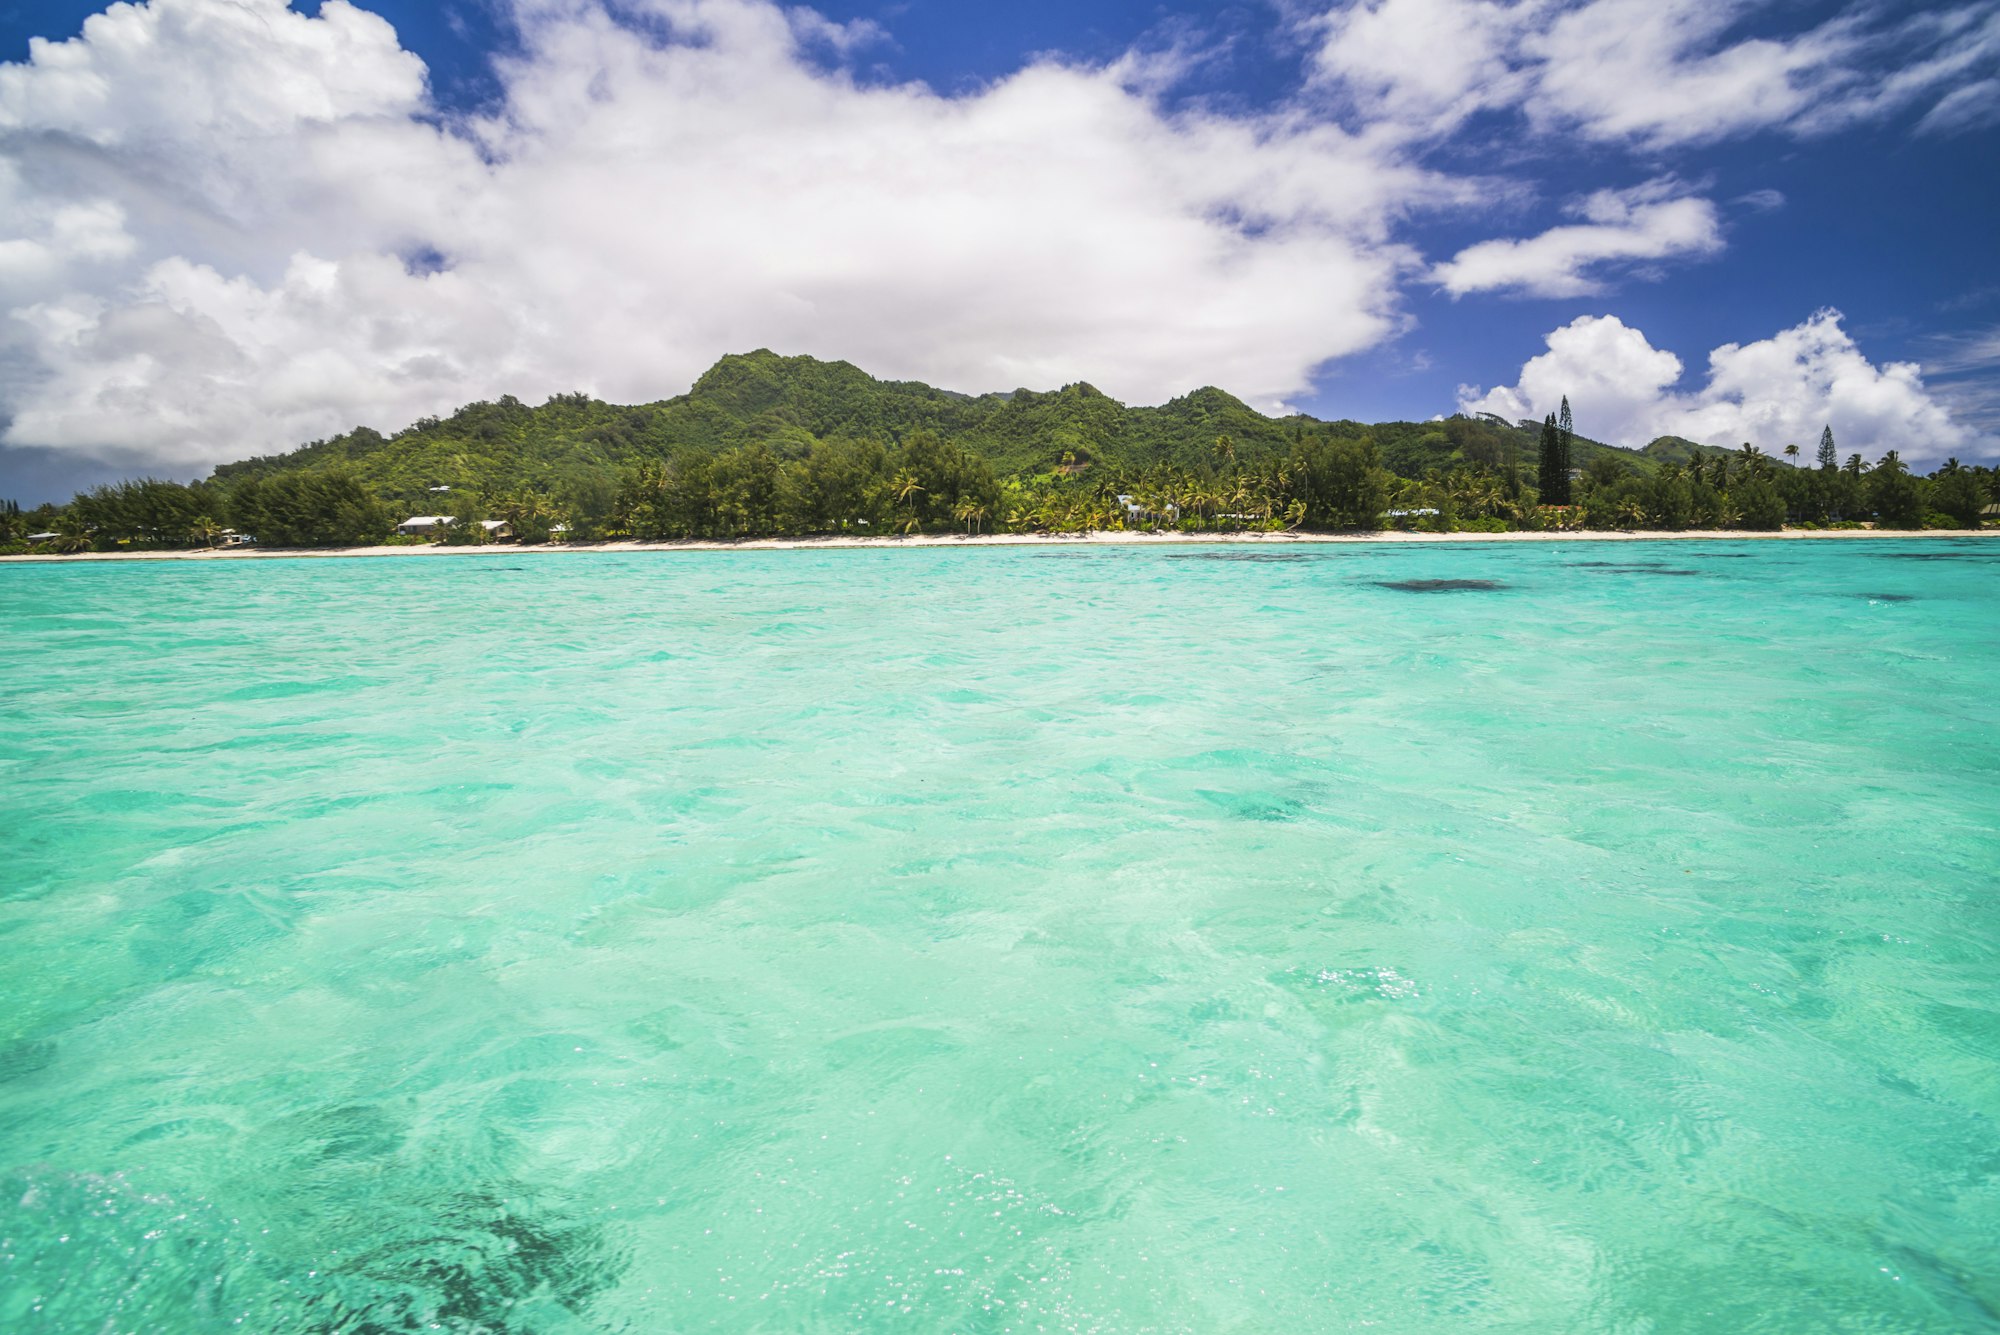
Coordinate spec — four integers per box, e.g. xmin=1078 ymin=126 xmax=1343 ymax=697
xmin=2 ymin=350 xmax=1993 ymax=552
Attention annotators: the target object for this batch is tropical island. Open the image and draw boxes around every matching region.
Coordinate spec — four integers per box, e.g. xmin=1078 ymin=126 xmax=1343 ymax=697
xmin=2 ymin=350 xmax=1994 ymax=555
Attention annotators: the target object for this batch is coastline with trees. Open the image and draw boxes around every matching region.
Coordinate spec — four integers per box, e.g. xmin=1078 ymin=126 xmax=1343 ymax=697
xmin=4 ymin=352 xmax=1994 ymax=557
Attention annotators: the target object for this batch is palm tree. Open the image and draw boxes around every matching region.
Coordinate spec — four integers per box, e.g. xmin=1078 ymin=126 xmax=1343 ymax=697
xmin=1189 ymin=483 xmax=1218 ymax=528
xmin=1784 ymin=443 xmax=1801 ymax=467
xmin=188 ymin=515 xmax=225 ymax=549
xmin=891 ymin=470 xmax=925 ymax=535
xmin=1461 ymin=474 xmax=1503 ymax=519
xmin=953 ymin=498 xmax=989 ymax=535
xmin=1229 ymin=476 xmax=1255 ymax=524
xmin=498 ymin=490 xmax=555 ymax=536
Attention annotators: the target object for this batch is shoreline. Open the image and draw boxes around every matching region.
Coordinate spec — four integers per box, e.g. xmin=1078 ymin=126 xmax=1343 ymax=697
xmin=1 ymin=526 xmax=1993 ymax=562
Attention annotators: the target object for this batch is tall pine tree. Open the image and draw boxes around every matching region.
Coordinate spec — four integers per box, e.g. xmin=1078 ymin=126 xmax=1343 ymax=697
xmin=1817 ymin=424 xmax=1837 ymax=470
xmin=1556 ymin=397 xmax=1574 ymax=501
xmin=1537 ymin=413 xmax=1569 ymax=506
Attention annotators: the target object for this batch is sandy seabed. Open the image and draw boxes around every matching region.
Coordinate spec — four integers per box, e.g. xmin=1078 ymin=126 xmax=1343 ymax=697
xmin=2 ymin=526 xmax=1995 ymax=562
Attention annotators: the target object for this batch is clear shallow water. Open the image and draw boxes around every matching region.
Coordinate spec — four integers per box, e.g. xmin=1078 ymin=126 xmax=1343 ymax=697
xmin=1 ymin=540 xmax=1997 ymax=1334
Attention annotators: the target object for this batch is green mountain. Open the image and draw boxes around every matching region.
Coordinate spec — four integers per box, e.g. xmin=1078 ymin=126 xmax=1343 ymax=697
xmin=30 ymin=350 xmax=1962 ymax=555
xmin=1640 ymin=435 xmax=1725 ymax=466
xmin=211 ymin=348 xmax=1680 ymax=507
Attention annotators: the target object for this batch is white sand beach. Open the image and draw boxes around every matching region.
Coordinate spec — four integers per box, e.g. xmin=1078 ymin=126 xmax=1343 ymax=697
xmin=3 ymin=526 xmax=1995 ymax=562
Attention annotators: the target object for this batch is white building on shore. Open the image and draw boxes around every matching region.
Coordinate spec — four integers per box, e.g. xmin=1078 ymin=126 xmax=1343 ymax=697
xmin=397 ymin=516 xmax=513 ymax=540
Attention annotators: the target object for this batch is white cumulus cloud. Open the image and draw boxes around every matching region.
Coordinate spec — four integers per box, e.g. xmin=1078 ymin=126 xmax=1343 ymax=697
xmin=1428 ymin=179 xmax=1723 ymax=298
xmin=1459 ymin=310 xmax=1993 ymax=467
xmin=0 ymin=0 xmax=1470 ymax=472
xmin=1310 ymin=0 xmax=1530 ymax=136
xmin=4 ymin=0 xmax=1994 ymax=481
xmin=1308 ymin=0 xmax=2000 ymax=148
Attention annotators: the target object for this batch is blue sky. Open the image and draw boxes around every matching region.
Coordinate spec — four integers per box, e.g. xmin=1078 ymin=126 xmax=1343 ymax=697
xmin=2 ymin=0 xmax=1997 ymax=501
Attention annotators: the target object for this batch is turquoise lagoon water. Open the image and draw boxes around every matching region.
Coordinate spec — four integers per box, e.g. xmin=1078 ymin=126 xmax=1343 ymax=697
xmin=1 ymin=539 xmax=1997 ymax=1334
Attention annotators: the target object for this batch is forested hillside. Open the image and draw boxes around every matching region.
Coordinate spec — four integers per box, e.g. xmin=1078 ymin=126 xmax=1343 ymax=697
xmin=5 ymin=350 xmax=1992 ymax=551
xmin=210 ymin=349 xmax=1502 ymax=505
xmin=201 ymin=348 xmax=1666 ymax=508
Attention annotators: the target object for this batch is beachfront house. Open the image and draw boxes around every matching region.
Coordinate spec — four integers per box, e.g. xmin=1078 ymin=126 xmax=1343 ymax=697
xmin=396 ymin=516 xmax=515 ymax=541
xmin=1116 ymin=494 xmax=1179 ymax=526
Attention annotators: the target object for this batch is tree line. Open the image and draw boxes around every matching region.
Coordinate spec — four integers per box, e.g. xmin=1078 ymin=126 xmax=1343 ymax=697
xmin=1 ymin=473 xmax=391 ymax=552
xmin=3 ymin=418 xmax=1993 ymax=553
